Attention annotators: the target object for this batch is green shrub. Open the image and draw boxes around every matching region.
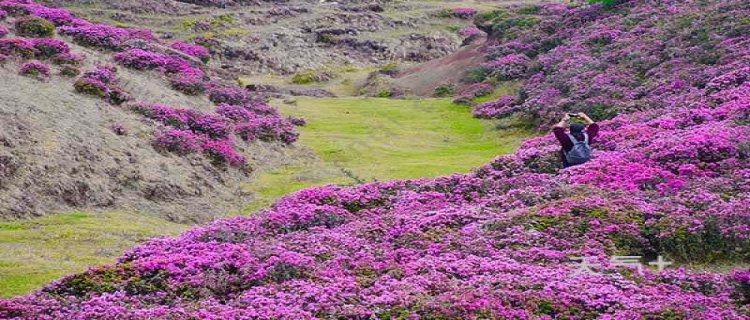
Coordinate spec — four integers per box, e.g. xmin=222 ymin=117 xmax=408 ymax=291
xmin=74 ymin=78 xmax=108 ymax=98
xmin=517 ymin=5 xmax=542 ymax=15
xmin=377 ymin=89 xmax=393 ymax=98
xmin=15 ymin=17 xmax=55 ymax=38
xmin=433 ymin=84 xmax=455 ymax=97
xmin=291 ymin=70 xmax=334 ymax=85
xmin=589 ymin=0 xmax=619 ymax=8
xmin=461 ymin=66 xmax=491 ymax=83
xmin=475 ymin=10 xmax=510 ymax=25
xmin=59 ymin=65 xmax=80 ymax=77
xmin=317 ymin=34 xmax=334 ymax=44
xmin=292 ymin=70 xmax=317 ymax=84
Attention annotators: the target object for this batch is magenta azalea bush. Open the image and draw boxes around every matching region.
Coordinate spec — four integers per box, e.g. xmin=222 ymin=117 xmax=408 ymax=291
xmin=114 ymin=48 xmax=209 ymax=96
xmin=451 ymin=7 xmax=478 ymax=18
xmin=153 ymin=129 xmax=203 ymax=155
xmin=18 ymin=60 xmax=48 ymax=78
xmin=170 ymin=40 xmax=210 ymax=63
xmin=30 ymin=38 xmax=69 ymax=59
xmin=0 ymin=38 xmax=34 ymax=58
xmin=483 ymin=53 xmax=531 ymax=80
xmin=473 ymin=94 xmax=517 ymax=118
xmin=58 ymin=23 xmax=152 ymax=50
xmin=452 ymin=82 xmax=494 ymax=104
xmin=74 ymin=65 xmax=130 ymax=105
xmin=458 ymin=25 xmax=481 ymax=38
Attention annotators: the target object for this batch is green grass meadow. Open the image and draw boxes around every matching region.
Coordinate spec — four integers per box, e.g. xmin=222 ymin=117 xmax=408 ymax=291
xmin=278 ymin=96 xmax=533 ymax=180
xmin=0 ymin=212 xmax=187 ymax=298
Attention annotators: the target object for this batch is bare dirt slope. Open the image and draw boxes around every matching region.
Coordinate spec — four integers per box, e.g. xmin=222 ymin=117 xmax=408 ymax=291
xmin=392 ymin=39 xmax=488 ymax=96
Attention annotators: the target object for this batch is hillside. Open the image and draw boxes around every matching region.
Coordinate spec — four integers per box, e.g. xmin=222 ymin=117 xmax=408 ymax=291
xmin=0 ymin=0 xmax=303 ymax=221
xmin=1 ymin=0 xmax=748 ymax=319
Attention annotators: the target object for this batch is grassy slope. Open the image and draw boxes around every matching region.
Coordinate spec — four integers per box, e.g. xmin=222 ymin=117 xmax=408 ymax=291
xmin=244 ymin=95 xmax=535 ymax=212
xmin=0 ymin=212 xmax=187 ymax=298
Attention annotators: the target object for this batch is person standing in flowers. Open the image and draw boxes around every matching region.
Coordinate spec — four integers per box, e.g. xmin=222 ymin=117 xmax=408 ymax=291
xmin=553 ymin=112 xmax=599 ymax=167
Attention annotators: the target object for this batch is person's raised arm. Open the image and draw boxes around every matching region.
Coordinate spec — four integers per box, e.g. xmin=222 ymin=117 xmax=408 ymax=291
xmin=555 ymin=114 xmax=571 ymax=128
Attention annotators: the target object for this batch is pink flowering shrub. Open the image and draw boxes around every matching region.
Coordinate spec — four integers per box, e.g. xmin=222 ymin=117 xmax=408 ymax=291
xmin=458 ymin=25 xmax=481 ymax=38
xmin=451 ymin=7 xmax=478 ymax=18
xmin=0 ymin=26 xmax=8 ymax=38
xmin=0 ymin=9 xmax=7 ymax=20
xmin=114 ymin=48 xmax=208 ymax=96
xmin=483 ymin=53 xmax=530 ymax=80
xmin=152 ymin=129 xmax=202 ymax=155
xmin=0 ymin=38 xmax=34 ymax=58
xmin=473 ymin=95 xmax=517 ymax=118
xmin=74 ymin=65 xmax=130 ymax=105
xmin=235 ymin=116 xmax=299 ymax=144
xmin=27 ymin=4 xmax=77 ymax=26
xmin=452 ymin=82 xmax=493 ymax=104
xmin=201 ymin=139 xmax=246 ymax=167
xmin=18 ymin=60 xmax=48 ymax=78
xmin=30 ymin=38 xmax=69 ymax=59
xmin=58 ymin=23 xmax=153 ymax=50
xmin=208 ymin=86 xmax=262 ymax=106
xmin=169 ymin=74 xmax=206 ymax=95
xmin=170 ymin=41 xmax=210 ymax=63
xmin=0 ymin=1 xmax=29 ymax=16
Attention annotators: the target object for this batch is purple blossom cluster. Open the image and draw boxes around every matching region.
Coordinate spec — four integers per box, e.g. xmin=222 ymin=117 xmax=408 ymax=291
xmin=458 ymin=25 xmax=481 ymax=38
xmin=133 ymin=103 xmax=244 ymax=167
xmin=473 ymin=94 xmax=517 ymax=118
xmin=451 ymin=82 xmax=493 ymax=104
xmin=57 ymin=23 xmax=152 ymax=50
xmin=0 ymin=37 xmax=76 ymax=63
xmin=0 ymin=38 xmax=34 ymax=58
xmin=18 ymin=59 xmax=48 ymax=77
xmin=73 ymin=65 xmax=130 ymax=105
xmin=0 ymin=25 xmax=7 ymax=38
xmin=451 ymin=7 xmax=478 ymax=18
xmin=30 ymin=38 xmax=69 ymax=59
xmin=133 ymin=101 xmax=298 ymax=165
xmin=113 ymin=48 xmax=208 ymax=96
xmin=483 ymin=53 xmax=531 ymax=80
xmin=170 ymin=41 xmax=210 ymax=63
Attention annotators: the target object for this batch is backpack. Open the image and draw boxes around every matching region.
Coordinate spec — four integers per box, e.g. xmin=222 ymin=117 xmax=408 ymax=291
xmin=565 ymin=133 xmax=592 ymax=165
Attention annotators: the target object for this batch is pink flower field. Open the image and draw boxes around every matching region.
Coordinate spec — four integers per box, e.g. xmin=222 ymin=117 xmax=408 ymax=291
xmin=1 ymin=0 xmax=749 ymax=319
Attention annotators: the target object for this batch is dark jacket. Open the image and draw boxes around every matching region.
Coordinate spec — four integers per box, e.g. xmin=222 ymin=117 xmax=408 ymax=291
xmin=553 ymin=123 xmax=599 ymax=167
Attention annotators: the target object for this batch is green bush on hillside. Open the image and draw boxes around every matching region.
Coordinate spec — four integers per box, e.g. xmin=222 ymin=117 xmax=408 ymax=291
xmin=433 ymin=85 xmax=455 ymax=97
xmin=589 ymin=0 xmax=620 ymax=8
xmin=15 ymin=17 xmax=55 ymax=38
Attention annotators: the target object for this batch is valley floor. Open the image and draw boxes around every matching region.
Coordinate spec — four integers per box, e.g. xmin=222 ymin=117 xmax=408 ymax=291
xmin=0 ymin=95 xmax=534 ymax=297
